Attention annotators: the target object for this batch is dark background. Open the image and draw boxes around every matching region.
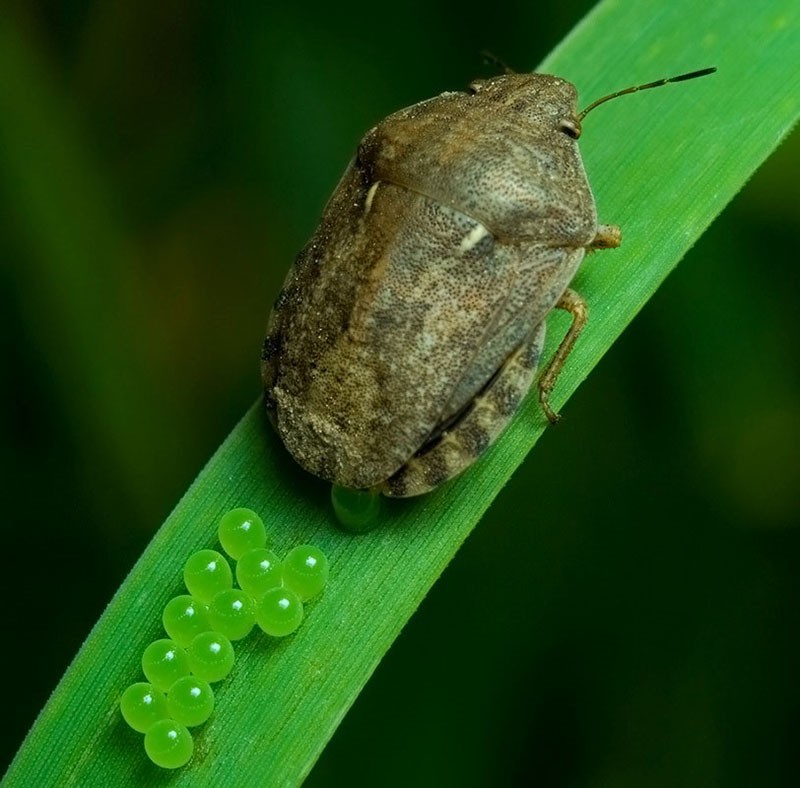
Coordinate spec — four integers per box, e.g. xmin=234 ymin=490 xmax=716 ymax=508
xmin=2 ymin=1 xmax=798 ymax=785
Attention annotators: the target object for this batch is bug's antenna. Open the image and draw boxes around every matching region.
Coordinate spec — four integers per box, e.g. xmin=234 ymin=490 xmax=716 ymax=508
xmin=578 ymin=67 xmax=716 ymax=121
xmin=480 ymin=50 xmax=516 ymax=75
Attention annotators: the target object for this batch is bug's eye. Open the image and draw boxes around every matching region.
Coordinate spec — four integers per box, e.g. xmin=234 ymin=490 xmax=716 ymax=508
xmin=559 ymin=119 xmax=581 ymax=139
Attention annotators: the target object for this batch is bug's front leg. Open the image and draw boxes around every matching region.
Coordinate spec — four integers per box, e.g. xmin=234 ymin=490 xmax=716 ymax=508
xmin=537 ymin=287 xmax=589 ymax=424
xmin=590 ymin=223 xmax=621 ymax=250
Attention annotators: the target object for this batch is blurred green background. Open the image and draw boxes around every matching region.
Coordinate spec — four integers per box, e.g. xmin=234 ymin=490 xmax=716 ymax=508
xmin=1 ymin=1 xmax=798 ymax=785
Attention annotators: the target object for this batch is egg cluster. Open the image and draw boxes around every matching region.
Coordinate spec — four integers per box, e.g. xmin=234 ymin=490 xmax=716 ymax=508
xmin=119 ymin=508 xmax=329 ymax=769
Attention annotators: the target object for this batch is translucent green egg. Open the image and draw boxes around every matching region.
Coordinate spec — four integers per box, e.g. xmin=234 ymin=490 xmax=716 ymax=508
xmin=141 ymin=639 xmax=191 ymax=693
xmin=182 ymin=549 xmax=233 ymax=603
xmin=119 ymin=682 xmax=168 ymax=733
xmin=208 ymin=588 xmax=256 ymax=641
xmin=331 ymin=485 xmax=382 ymax=532
xmin=166 ymin=676 xmax=215 ymax=727
xmin=256 ymin=587 xmax=304 ymax=637
xmin=162 ymin=595 xmax=211 ymax=648
xmin=281 ymin=544 xmax=329 ymax=601
xmin=144 ymin=718 xmax=194 ymax=769
xmin=187 ymin=630 xmax=235 ymax=683
xmin=217 ymin=507 xmax=268 ymax=560
xmin=235 ymin=548 xmax=282 ymax=599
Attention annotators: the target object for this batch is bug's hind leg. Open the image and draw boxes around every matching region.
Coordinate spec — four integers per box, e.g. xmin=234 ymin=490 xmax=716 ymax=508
xmin=382 ymin=322 xmax=546 ymax=497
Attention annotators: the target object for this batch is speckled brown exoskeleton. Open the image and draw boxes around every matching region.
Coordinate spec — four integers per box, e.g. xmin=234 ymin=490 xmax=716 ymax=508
xmin=261 ymin=67 xmax=715 ymax=497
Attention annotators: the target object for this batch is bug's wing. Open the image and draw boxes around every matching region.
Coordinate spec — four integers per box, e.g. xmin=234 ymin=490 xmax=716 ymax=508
xmin=437 ymin=241 xmax=585 ymax=429
xmin=269 ymin=162 xmax=584 ymax=489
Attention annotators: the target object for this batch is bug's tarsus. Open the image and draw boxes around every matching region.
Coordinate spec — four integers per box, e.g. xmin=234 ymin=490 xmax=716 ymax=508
xmin=579 ymin=66 xmax=717 ymax=120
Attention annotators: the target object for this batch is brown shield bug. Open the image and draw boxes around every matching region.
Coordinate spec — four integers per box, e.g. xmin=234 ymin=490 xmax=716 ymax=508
xmin=262 ymin=66 xmax=715 ymax=497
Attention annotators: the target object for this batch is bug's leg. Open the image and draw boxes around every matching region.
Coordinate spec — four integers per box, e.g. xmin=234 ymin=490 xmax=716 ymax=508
xmin=590 ymin=224 xmax=621 ymax=250
xmin=535 ymin=225 xmax=616 ymax=420
xmin=537 ymin=288 xmax=588 ymax=424
xmin=382 ymin=322 xmax=546 ymax=497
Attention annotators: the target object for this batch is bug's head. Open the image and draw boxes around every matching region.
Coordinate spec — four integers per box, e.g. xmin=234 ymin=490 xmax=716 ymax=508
xmin=467 ymin=72 xmax=583 ymax=142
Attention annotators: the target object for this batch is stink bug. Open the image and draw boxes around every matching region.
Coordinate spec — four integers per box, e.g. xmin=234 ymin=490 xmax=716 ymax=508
xmin=261 ymin=67 xmax=715 ymax=497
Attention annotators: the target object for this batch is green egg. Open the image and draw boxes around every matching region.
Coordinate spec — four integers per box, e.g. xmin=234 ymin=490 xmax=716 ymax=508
xmin=162 ymin=595 xmax=211 ymax=648
xmin=331 ymin=485 xmax=382 ymax=532
xmin=141 ymin=639 xmax=191 ymax=693
xmin=183 ymin=549 xmax=233 ymax=603
xmin=187 ymin=630 xmax=235 ymax=683
xmin=208 ymin=588 xmax=257 ymax=641
xmin=256 ymin=587 xmax=304 ymax=637
xmin=235 ymin=548 xmax=282 ymax=599
xmin=144 ymin=718 xmax=194 ymax=769
xmin=166 ymin=676 xmax=215 ymax=727
xmin=217 ymin=507 xmax=269 ymax=560
xmin=281 ymin=544 xmax=329 ymax=601
xmin=119 ymin=682 xmax=168 ymax=733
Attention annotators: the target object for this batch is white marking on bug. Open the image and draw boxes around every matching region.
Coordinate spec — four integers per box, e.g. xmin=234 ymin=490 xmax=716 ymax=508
xmin=186 ymin=605 xmax=196 ymax=617
xmin=190 ymin=686 xmax=201 ymax=698
xmin=459 ymin=223 xmax=489 ymax=253
xmin=278 ymin=597 xmax=290 ymax=609
xmin=210 ymin=641 xmax=221 ymax=654
xmin=364 ymin=181 xmax=380 ymax=214
xmin=259 ymin=559 xmax=272 ymax=570
xmin=305 ymin=556 xmax=317 ymax=568
xmin=232 ymin=599 xmax=243 ymax=611
xmin=206 ymin=560 xmax=217 ymax=571
xmin=143 ymin=693 xmax=154 ymax=705
xmin=241 ymin=520 xmax=252 ymax=532
xmin=167 ymin=729 xmax=177 ymax=740
xmin=165 ymin=649 xmax=175 ymax=661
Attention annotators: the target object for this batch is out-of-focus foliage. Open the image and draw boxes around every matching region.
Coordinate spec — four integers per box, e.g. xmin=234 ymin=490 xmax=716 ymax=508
xmin=1 ymin=0 xmax=798 ymax=785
